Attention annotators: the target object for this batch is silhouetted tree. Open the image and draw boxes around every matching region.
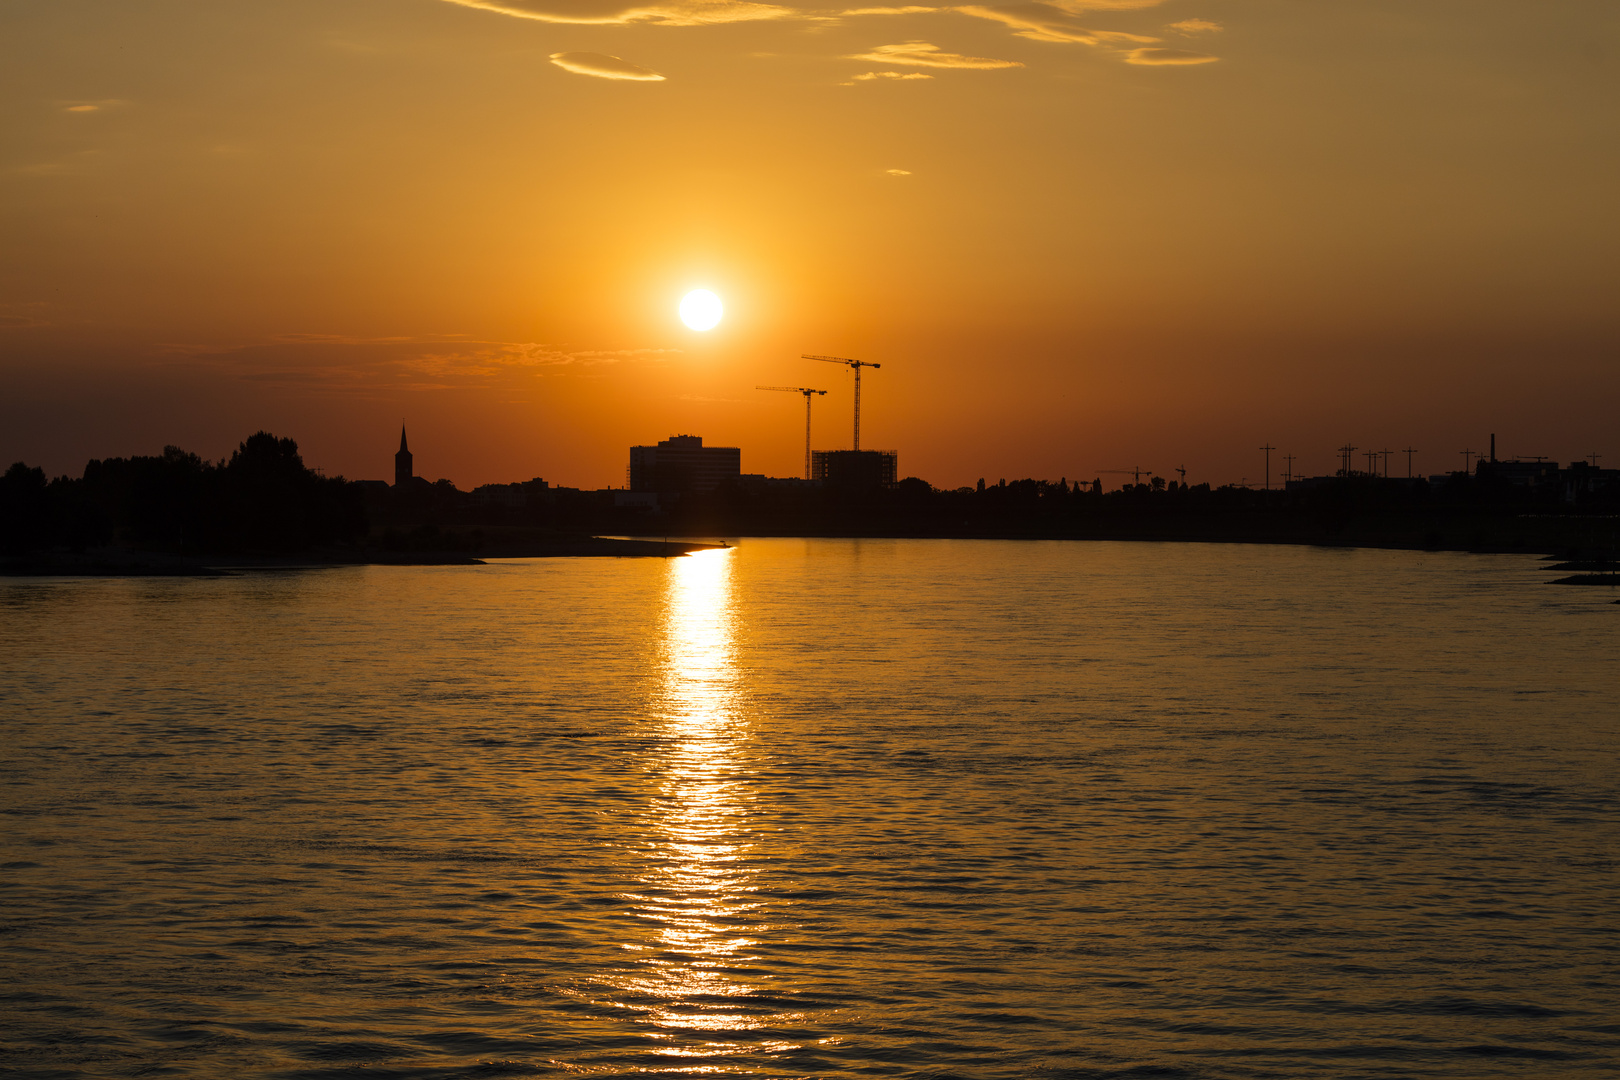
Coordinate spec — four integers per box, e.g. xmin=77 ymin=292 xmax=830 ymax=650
xmin=224 ymin=432 xmax=364 ymax=551
xmin=0 ymin=462 xmax=48 ymax=554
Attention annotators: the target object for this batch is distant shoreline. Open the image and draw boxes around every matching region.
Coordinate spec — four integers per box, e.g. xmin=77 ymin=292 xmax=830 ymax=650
xmin=0 ymin=536 xmax=722 ymax=577
xmin=619 ymin=520 xmax=1619 ymax=558
xmin=7 ymin=534 xmax=1618 ymax=592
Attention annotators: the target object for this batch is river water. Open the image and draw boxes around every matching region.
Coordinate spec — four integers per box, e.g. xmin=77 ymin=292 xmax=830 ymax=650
xmin=2 ymin=539 xmax=1617 ymax=1078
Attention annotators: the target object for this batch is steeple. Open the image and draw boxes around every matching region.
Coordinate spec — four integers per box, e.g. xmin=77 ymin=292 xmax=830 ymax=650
xmin=394 ymin=423 xmax=414 ymax=488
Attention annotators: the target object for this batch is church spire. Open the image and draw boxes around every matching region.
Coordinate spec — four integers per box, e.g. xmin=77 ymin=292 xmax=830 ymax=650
xmin=394 ymin=422 xmax=414 ymax=487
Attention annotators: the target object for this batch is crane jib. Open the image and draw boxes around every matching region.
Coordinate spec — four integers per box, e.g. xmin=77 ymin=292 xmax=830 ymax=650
xmin=802 ymin=354 xmax=881 ymax=452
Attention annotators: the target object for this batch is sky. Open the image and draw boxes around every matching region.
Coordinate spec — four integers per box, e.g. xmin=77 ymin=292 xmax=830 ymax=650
xmin=2 ymin=0 xmax=1617 ymax=489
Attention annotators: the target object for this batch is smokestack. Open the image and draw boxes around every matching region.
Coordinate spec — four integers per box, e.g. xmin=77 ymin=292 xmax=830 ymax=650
xmin=1490 ymin=433 xmax=1496 ymax=463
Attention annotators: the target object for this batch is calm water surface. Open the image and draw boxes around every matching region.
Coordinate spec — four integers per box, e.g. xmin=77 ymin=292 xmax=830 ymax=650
xmin=2 ymin=539 xmax=1618 ymax=1078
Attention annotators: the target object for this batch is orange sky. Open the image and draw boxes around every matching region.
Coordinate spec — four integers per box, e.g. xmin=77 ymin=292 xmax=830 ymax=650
xmin=2 ymin=0 xmax=1616 ymax=489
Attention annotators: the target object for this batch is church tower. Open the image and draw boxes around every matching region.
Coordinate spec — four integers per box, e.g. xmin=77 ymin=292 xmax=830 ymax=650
xmin=394 ymin=424 xmax=413 ymax=487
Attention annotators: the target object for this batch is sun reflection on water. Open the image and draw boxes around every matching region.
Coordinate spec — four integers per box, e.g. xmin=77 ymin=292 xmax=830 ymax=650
xmin=613 ymin=548 xmax=792 ymax=1063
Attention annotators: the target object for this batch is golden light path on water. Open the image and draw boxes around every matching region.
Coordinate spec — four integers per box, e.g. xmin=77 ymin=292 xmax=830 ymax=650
xmin=613 ymin=548 xmax=796 ymax=1067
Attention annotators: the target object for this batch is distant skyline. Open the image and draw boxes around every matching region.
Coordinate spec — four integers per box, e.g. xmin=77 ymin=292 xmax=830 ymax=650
xmin=2 ymin=0 xmax=1616 ymax=488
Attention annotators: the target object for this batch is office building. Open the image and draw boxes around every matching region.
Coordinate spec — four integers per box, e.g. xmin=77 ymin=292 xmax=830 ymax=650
xmin=628 ymin=435 xmax=741 ymax=493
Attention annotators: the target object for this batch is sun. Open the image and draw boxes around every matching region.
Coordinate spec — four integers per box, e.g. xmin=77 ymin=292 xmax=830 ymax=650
xmin=679 ymin=289 xmax=723 ymax=331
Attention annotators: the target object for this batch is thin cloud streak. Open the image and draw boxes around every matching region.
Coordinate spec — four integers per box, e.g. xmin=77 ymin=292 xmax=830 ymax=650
xmin=441 ymin=0 xmax=1179 ymax=37
xmin=1124 ymin=46 xmax=1218 ymax=65
xmin=954 ymin=4 xmax=1154 ymax=45
xmin=851 ymin=40 xmax=1023 ymax=68
xmin=158 ymin=338 xmax=685 ymax=396
xmin=441 ymin=0 xmax=793 ymax=26
xmin=441 ymin=0 xmax=1217 ymax=70
xmin=1041 ymin=0 xmax=1167 ymax=11
xmin=550 ymin=51 xmax=667 ymax=79
xmin=841 ymin=69 xmax=933 ymax=83
xmin=59 ymin=99 xmax=127 ymax=113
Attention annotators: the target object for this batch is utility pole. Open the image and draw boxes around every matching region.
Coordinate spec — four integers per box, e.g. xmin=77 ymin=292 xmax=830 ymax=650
xmin=757 ymin=386 xmax=827 ymax=480
xmin=1589 ymin=452 xmax=1604 ymax=466
xmin=1283 ymin=454 xmax=1296 ymax=484
xmin=1364 ymin=450 xmax=1378 ymax=475
xmin=804 ymin=355 xmax=880 ymax=451
xmin=1260 ymin=444 xmax=1275 ymax=491
xmin=1461 ymin=448 xmax=1478 ymax=473
xmin=1338 ymin=444 xmax=1356 ymax=477
xmin=1175 ymin=465 xmax=1187 ymax=486
xmin=1380 ymin=449 xmax=1393 ymax=478
xmin=1403 ymin=446 xmax=1417 ymax=479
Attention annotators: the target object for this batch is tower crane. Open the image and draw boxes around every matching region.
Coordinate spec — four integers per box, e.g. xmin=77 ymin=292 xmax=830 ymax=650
xmin=1096 ymin=468 xmax=1152 ymax=486
xmin=803 ymin=354 xmax=880 ymax=450
xmin=757 ymin=386 xmax=827 ymax=480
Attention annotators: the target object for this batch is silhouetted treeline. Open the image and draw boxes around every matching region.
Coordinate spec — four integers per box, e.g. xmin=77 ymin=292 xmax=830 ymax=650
xmin=7 ymin=436 xmax=1617 ymax=562
xmin=371 ymin=467 xmax=1619 ymax=555
xmin=1 ymin=433 xmax=364 ymax=556
xmin=639 ymin=474 xmax=1615 ymax=551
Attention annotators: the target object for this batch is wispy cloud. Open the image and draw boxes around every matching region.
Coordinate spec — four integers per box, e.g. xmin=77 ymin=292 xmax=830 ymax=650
xmin=954 ymin=4 xmax=1153 ymax=45
xmin=406 ymin=343 xmax=681 ymax=372
xmin=566 ymin=347 xmax=684 ymax=361
xmin=441 ymin=0 xmax=792 ymax=26
xmin=851 ymin=40 xmax=1023 ymax=69
xmin=837 ymin=2 xmax=1168 ymax=61
xmin=1041 ymin=0 xmax=1168 ymax=11
xmin=550 ymin=51 xmax=666 ymax=80
xmin=271 ymin=333 xmax=444 ymax=344
xmin=439 ymin=0 xmax=1217 ymax=71
xmin=849 ymin=70 xmax=934 ymax=80
xmin=167 ymin=337 xmax=681 ymax=395
xmin=59 ymin=99 xmax=126 ymax=113
xmin=1124 ymin=46 xmax=1217 ymax=65
xmin=11 ymin=150 xmax=103 ymax=177
xmin=954 ymin=4 xmax=1098 ymax=44
xmin=885 ymin=167 xmax=913 ymax=175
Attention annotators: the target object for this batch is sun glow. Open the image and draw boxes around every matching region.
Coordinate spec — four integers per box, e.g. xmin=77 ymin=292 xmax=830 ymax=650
xmin=679 ymin=289 xmax=723 ymax=331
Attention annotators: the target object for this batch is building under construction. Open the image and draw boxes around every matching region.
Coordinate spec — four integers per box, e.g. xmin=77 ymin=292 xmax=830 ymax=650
xmin=812 ymin=449 xmax=897 ymax=489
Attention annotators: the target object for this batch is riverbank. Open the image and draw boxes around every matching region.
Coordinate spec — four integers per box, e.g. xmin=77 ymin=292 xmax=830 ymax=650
xmin=622 ymin=511 xmax=1620 ymax=561
xmin=0 ymin=536 xmax=720 ymax=576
